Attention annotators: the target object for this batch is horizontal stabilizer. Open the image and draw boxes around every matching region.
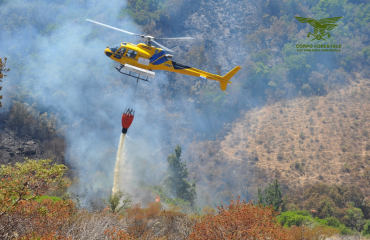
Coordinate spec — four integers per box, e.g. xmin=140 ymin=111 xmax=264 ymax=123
xmin=223 ymin=66 xmax=241 ymax=81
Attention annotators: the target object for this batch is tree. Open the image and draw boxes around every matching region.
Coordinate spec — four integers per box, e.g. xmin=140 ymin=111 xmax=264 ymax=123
xmin=0 ymin=158 xmax=69 ymax=216
xmin=257 ymin=178 xmax=284 ymax=212
xmin=257 ymin=187 xmax=264 ymax=204
xmin=162 ymin=145 xmax=196 ymax=207
xmin=189 ymin=196 xmax=292 ymax=240
xmin=299 ymin=183 xmax=367 ymax=221
xmin=343 ymin=204 xmax=365 ymax=231
xmin=265 ymin=179 xmax=283 ymax=211
xmin=362 ymin=220 xmax=370 ymax=236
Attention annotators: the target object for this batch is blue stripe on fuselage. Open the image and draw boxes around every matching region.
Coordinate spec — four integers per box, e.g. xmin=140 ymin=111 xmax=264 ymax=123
xmin=152 ymin=56 xmax=168 ymax=65
xmin=150 ymin=50 xmax=166 ymax=64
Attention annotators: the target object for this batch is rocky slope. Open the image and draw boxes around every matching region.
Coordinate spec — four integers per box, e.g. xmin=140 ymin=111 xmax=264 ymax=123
xmin=164 ymin=0 xmax=261 ymax=72
xmin=0 ymin=127 xmax=66 ymax=166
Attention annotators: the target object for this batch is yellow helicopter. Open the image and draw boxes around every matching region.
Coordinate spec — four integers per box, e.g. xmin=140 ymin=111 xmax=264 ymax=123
xmin=87 ymin=19 xmax=241 ymax=91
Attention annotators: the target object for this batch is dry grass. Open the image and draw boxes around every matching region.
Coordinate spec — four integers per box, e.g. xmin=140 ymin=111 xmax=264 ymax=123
xmin=57 ymin=203 xmax=197 ymax=240
xmin=326 ymin=235 xmax=370 ymax=240
xmin=58 ymin=210 xmax=126 ymax=239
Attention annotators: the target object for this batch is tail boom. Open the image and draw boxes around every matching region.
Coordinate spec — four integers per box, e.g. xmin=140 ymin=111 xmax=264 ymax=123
xmin=168 ymin=65 xmax=241 ymax=91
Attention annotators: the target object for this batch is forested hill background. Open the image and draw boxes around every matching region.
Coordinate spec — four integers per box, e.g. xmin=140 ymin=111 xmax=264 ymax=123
xmin=1 ymin=0 xmax=370 ymax=207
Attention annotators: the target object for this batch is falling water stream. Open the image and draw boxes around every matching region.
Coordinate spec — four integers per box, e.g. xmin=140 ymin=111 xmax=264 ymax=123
xmin=112 ymin=133 xmax=126 ymax=194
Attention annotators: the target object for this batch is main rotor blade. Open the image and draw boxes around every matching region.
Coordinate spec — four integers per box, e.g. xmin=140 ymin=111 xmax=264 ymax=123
xmin=156 ymin=37 xmax=195 ymax=40
xmin=152 ymin=39 xmax=174 ymax=53
xmin=86 ymin=19 xmax=143 ymax=37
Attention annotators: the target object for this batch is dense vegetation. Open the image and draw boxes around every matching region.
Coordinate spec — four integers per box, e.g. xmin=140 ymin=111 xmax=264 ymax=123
xmin=254 ymin=177 xmax=370 ymax=236
xmin=2 ymin=160 xmax=370 ymax=238
xmin=285 ymin=183 xmax=370 ymax=233
xmin=0 ymin=160 xmax=347 ymax=239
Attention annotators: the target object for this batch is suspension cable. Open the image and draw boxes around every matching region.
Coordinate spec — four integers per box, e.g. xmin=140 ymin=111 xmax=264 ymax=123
xmin=124 ymin=81 xmax=139 ymax=115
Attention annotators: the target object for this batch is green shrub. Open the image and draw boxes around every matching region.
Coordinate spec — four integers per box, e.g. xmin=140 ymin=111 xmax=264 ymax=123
xmin=164 ymin=197 xmax=192 ymax=210
xmin=34 ymin=195 xmax=62 ymax=202
xmin=313 ymin=217 xmax=328 ymax=226
xmin=278 ymin=211 xmax=313 ymax=227
xmin=343 ymin=205 xmax=365 ymax=231
xmin=277 ymin=210 xmax=354 ymax=235
xmin=338 ymin=224 xmax=353 ymax=235
xmin=295 ymin=210 xmax=310 ymax=216
xmin=104 ymin=190 xmax=132 ymax=214
xmin=325 ymin=216 xmax=341 ymax=228
xmin=362 ymin=220 xmax=370 ymax=236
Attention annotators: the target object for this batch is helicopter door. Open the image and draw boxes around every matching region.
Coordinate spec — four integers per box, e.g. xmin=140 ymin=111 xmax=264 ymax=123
xmin=126 ymin=50 xmax=137 ymax=59
xmin=114 ymin=47 xmax=126 ymax=59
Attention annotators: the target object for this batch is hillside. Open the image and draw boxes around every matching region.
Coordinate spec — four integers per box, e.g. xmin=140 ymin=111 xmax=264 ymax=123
xmin=0 ymin=101 xmax=71 ymax=176
xmin=186 ymin=75 xmax=370 ymax=204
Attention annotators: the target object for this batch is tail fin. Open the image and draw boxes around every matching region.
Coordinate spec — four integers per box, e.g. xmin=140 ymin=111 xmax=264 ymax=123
xmin=219 ymin=66 xmax=241 ymax=91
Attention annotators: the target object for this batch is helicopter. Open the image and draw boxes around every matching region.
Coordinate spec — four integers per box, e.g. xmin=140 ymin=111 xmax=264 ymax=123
xmin=86 ymin=19 xmax=241 ymax=91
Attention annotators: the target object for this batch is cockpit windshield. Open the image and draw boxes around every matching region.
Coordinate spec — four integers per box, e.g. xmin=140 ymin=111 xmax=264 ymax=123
xmin=110 ymin=44 xmax=120 ymax=53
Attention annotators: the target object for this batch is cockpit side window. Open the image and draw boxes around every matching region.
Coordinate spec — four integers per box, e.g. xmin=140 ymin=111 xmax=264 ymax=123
xmin=117 ymin=47 xmax=126 ymax=55
xmin=114 ymin=47 xmax=126 ymax=59
xmin=126 ymin=50 xmax=137 ymax=59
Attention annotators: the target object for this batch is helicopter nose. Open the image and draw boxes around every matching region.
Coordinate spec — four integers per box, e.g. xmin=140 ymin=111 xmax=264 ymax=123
xmin=104 ymin=47 xmax=113 ymax=57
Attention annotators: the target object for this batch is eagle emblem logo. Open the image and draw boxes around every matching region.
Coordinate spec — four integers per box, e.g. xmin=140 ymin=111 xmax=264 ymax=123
xmin=295 ymin=16 xmax=343 ymax=41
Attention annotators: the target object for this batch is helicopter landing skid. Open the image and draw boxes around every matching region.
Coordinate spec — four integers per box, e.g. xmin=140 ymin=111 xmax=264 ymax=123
xmin=115 ymin=64 xmax=150 ymax=82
